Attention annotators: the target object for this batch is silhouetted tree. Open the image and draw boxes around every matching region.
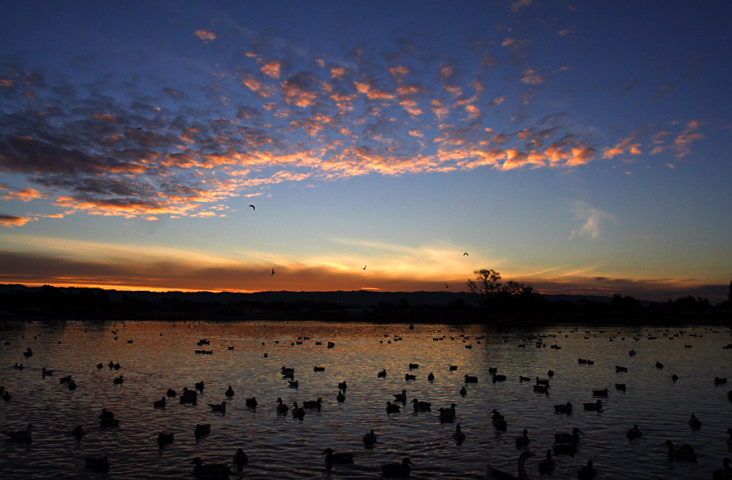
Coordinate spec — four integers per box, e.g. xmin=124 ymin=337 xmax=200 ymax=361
xmin=467 ymin=269 xmax=502 ymax=295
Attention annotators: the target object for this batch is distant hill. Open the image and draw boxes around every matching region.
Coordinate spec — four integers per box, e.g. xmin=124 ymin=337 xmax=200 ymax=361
xmin=0 ymin=284 xmax=615 ymax=307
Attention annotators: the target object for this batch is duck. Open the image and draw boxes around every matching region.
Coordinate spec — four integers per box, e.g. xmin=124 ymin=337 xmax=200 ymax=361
xmin=405 ymin=373 xmax=416 ymax=381
xmin=427 ymin=372 xmax=435 ymax=381
xmin=245 ymin=396 xmax=257 ymax=408
xmin=276 ymin=397 xmax=289 ymax=414
xmin=583 ymin=400 xmax=603 ymax=412
xmin=533 ymin=384 xmax=550 ymax=394
xmin=191 ymin=457 xmax=231 ymax=480
xmin=207 ymin=401 xmax=226 ymax=413
xmin=194 ymin=424 xmax=211 ymax=440
xmin=453 ymin=424 xmax=466 ymax=443
xmin=292 ymin=402 xmax=305 ymax=420
xmin=713 ymin=458 xmax=732 ymax=480
xmin=492 ymin=410 xmax=507 ymax=431
xmin=554 ymin=402 xmax=573 ymax=414
xmin=439 ymin=404 xmax=457 ymax=422
xmin=72 ymin=425 xmax=84 ymax=442
xmin=459 ymin=386 xmax=468 ymax=396
xmin=337 ymin=390 xmax=346 ymax=402
xmin=577 ymin=459 xmax=597 ymax=480
xmin=195 ymin=381 xmax=205 ymax=392
xmin=154 ymin=397 xmax=166 ymax=409
xmin=664 ymin=440 xmax=697 ymax=462
xmin=386 ymin=402 xmax=401 ymax=414
xmin=323 ymin=447 xmax=355 ymax=468
xmin=488 ymin=450 xmax=533 ymax=479
xmin=303 ymin=398 xmax=323 ymax=411
xmin=464 ymin=374 xmax=478 ymax=383
xmin=113 ymin=375 xmax=124 ymax=384
xmin=592 ymin=388 xmax=609 ymax=397
xmin=233 ymin=448 xmax=248 ymax=471
xmin=381 ymin=457 xmax=412 ymax=477
xmin=338 ymin=381 xmax=348 ymax=390
xmin=537 ymin=450 xmax=555 ymax=475
xmin=688 ymin=413 xmax=702 ymax=430
xmin=2 ymin=423 xmax=32 ymax=443
xmin=378 ymin=369 xmax=387 ymax=378
xmin=555 ymin=427 xmax=581 ymax=445
xmin=363 ymin=429 xmax=377 ymax=448
xmin=626 ymin=424 xmax=642 ymax=440
xmin=157 ymin=432 xmax=174 ymax=448
xmin=166 ymin=388 xmax=177 ymax=397
xmin=85 ymin=455 xmax=110 ymax=473
xmin=515 ymin=429 xmax=530 ymax=448
xmin=715 ymin=377 xmax=728 ymax=386
xmin=288 ymin=380 xmax=299 ymax=389
xmin=41 ymin=367 xmax=55 ymax=376
xmin=412 ymin=398 xmax=431 ymax=411
xmin=225 ymin=386 xmax=235 ymax=397
xmin=394 ymin=390 xmax=407 ymax=403
xmin=615 ymin=383 xmax=627 ymax=391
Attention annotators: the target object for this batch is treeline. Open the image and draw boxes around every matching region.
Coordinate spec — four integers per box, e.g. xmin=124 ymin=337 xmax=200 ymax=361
xmin=0 ymin=284 xmax=730 ymax=325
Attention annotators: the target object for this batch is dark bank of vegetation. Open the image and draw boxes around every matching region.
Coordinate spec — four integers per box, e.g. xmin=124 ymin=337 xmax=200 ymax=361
xmin=0 ymin=271 xmax=730 ymax=326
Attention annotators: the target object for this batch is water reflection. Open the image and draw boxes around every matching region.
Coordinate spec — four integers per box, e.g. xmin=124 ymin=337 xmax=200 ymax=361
xmin=0 ymin=321 xmax=731 ymax=479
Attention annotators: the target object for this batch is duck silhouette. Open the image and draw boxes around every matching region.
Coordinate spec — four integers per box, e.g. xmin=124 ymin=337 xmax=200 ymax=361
xmin=537 ymin=450 xmax=555 ymax=475
xmin=664 ymin=440 xmax=697 ymax=462
xmin=322 ymin=447 xmax=355 ymax=469
xmin=2 ymin=423 xmax=32 ymax=443
xmin=578 ymin=459 xmax=597 ymax=480
xmin=363 ymin=429 xmax=377 ymax=447
xmin=381 ymin=457 xmax=412 ymax=477
xmin=191 ymin=457 xmax=231 ymax=480
xmin=488 ymin=450 xmax=533 ymax=479
xmin=233 ymin=448 xmax=248 ymax=471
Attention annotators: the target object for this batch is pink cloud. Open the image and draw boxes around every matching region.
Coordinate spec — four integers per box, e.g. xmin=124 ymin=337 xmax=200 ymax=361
xmin=194 ymin=30 xmax=216 ymax=41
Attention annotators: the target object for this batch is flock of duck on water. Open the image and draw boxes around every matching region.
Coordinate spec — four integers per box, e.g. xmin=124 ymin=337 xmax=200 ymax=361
xmin=3 ymin=326 xmax=732 ymax=479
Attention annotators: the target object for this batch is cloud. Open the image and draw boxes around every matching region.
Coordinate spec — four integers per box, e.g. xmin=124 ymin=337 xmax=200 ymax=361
xmin=569 ymin=202 xmax=615 ymax=240
xmin=603 ymin=135 xmax=642 ymax=159
xmin=0 ymin=214 xmax=33 ymax=227
xmin=674 ymin=120 xmax=704 ymax=157
xmin=0 ymin=31 xmax=697 ymax=228
xmin=194 ymin=30 xmax=216 ymax=41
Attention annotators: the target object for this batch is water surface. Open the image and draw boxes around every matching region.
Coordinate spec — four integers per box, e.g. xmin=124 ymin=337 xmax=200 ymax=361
xmin=1 ymin=321 xmax=731 ymax=479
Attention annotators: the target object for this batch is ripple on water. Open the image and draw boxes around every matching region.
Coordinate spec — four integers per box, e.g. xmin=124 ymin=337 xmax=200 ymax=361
xmin=0 ymin=321 xmax=731 ymax=479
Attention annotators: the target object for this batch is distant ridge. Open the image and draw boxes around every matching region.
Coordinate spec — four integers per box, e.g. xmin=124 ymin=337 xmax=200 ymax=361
xmin=0 ymin=283 xmax=617 ymax=307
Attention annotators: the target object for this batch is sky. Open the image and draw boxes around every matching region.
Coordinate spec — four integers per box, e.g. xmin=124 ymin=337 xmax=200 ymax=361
xmin=1 ymin=1 xmax=731 ymax=302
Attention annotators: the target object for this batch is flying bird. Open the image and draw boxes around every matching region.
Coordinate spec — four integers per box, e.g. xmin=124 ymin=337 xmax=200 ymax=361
xmin=463 ymin=252 xmax=468 ymax=256
xmin=362 ymin=265 xmax=367 ymax=270
xmin=271 ymin=268 xmax=275 ymax=276
xmin=249 ymin=204 xmax=255 ymax=210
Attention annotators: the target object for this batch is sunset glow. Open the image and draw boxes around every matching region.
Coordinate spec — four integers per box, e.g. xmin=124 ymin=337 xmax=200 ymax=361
xmin=1 ymin=1 xmax=730 ymax=301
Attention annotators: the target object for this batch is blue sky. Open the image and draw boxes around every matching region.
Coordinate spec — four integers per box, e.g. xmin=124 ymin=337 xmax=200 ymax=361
xmin=1 ymin=1 xmax=731 ymax=301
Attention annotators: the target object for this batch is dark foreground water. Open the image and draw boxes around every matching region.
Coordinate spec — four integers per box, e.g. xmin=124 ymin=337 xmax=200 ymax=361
xmin=1 ymin=321 xmax=731 ymax=479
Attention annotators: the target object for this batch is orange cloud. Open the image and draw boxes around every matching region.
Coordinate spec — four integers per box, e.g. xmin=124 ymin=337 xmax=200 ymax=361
xmin=194 ymin=30 xmax=216 ymax=41
xmin=261 ymin=61 xmax=281 ymax=79
xmin=674 ymin=120 xmax=704 ymax=157
xmin=603 ymin=135 xmax=642 ymax=159
xmin=0 ymin=214 xmax=33 ymax=227
xmin=390 ymin=66 xmax=409 ymax=79
xmin=2 ymin=188 xmax=43 ymax=202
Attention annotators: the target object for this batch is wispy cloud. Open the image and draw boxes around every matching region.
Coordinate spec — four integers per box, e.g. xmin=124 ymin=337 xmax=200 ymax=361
xmin=569 ymin=201 xmax=615 ymax=240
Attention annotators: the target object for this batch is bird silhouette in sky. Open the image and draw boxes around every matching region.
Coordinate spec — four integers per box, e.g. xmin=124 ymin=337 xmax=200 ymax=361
xmin=362 ymin=265 xmax=367 ymax=270
xmin=249 ymin=204 xmax=255 ymax=210
xmin=445 ymin=283 xmax=449 ymax=289
xmin=271 ymin=268 xmax=275 ymax=276
xmin=463 ymin=252 xmax=468 ymax=256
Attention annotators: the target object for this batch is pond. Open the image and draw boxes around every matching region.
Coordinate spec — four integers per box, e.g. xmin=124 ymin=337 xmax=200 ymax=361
xmin=1 ymin=321 xmax=731 ymax=479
